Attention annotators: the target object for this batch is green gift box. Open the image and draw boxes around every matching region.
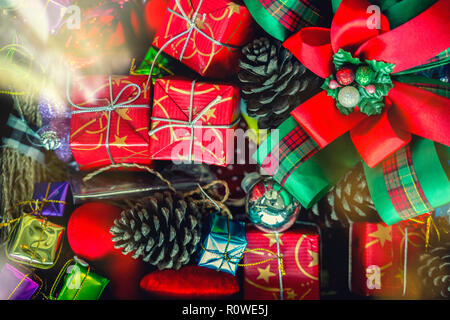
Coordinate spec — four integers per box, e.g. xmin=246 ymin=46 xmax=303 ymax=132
xmin=49 ymin=257 xmax=109 ymax=300
xmin=131 ymin=46 xmax=177 ymax=81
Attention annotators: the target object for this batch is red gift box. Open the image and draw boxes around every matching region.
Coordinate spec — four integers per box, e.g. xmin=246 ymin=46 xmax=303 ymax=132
xmin=69 ymin=75 xmax=152 ymax=170
xmin=149 ymin=76 xmax=240 ymax=166
xmin=243 ymin=226 xmax=320 ymax=300
xmin=152 ymin=0 xmax=254 ymax=78
xmin=350 ymin=222 xmax=426 ymax=298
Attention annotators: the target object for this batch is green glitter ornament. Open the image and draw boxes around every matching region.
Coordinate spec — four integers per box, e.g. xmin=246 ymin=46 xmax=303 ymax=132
xmin=355 ymin=66 xmax=373 ymax=86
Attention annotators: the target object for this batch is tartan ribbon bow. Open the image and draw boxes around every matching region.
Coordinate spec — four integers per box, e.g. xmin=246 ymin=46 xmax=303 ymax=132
xmin=283 ymin=0 xmax=450 ymax=168
xmin=148 ymin=79 xmax=240 ymax=162
xmin=66 ymin=75 xmax=150 ymax=165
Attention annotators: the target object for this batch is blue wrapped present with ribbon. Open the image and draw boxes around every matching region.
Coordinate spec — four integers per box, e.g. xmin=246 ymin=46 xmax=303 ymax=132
xmin=32 ymin=182 xmax=70 ymax=217
xmin=198 ymin=214 xmax=247 ymax=275
xmin=435 ymin=203 xmax=450 ymax=218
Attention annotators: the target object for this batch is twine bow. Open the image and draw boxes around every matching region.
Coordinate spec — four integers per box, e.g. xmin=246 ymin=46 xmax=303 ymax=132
xmin=66 ymin=74 xmax=150 ymax=166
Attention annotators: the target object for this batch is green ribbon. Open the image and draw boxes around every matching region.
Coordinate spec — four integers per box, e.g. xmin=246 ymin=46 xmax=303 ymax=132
xmin=254 ymin=117 xmax=359 ymax=209
xmin=364 ymin=138 xmax=450 ymax=225
xmin=394 ymin=74 xmax=450 ymax=98
xmin=243 ymin=0 xmax=323 ymax=42
xmin=332 ymin=0 xmax=437 ymax=29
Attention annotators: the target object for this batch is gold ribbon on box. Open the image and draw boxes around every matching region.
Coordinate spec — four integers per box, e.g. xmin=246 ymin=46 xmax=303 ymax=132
xmin=5 ymin=214 xmax=64 ymax=269
xmin=67 ymin=75 xmax=151 ymax=167
xmin=149 ymin=79 xmax=239 ymax=164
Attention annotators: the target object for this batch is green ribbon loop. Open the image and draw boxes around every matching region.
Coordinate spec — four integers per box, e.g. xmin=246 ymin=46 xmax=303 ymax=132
xmin=364 ymin=138 xmax=450 ymax=225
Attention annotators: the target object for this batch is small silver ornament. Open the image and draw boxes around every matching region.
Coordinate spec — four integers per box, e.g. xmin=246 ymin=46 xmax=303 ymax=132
xmin=246 ymin=178 xmax=300 ymax=233
xmin=338 ymin=86 xmax=360 ymax=108
xmin=40 ymin=130 xmax=61 ymax=151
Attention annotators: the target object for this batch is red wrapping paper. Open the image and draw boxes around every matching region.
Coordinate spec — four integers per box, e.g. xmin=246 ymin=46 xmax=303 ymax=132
xmin=243 ymin=226 xmax=320 ymax=300
xmin=69 ymin=75 xmax=151 ymax=170
xmin=152 ymin=0 xmax=254 ymax=78
xmin=149 ymin=76 xmax=240 ymax=166
xmin=350 ymin=222 xmax=426 ymax=298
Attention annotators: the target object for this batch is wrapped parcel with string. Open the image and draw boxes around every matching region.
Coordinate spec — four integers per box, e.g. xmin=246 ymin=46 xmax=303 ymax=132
xmin=243 ymin=225 xmax=320 ymax=300
xmin=49 ymin=257 xmax=109 ymax=300
xmin=31 ymin=182 xmax=70 ymax=217
xmin=152 ymin=0 xmax=254 ymax=78
xmin=6 ymin=215 xmax=65 ymax=269
xmin=198 ymin=213 xmax=247 ymax=275
xmin=69 ymin=75 xmax=152 ymax=170
xmin=349 ymin=222 xmax=427 ymax=298
xmin=0 ymin=263 xmax=42 ymax=300
xmin=149 ymin=76 xmax=240 ymax=166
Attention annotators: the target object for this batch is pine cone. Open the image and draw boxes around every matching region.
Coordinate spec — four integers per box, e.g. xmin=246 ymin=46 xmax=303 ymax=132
xmin=238 ymin=37 xmax=322 ymax=129
xmin=417 ymin=242 xmax=450 ymax=299
xmin=305 ymin=163 xmax=381 ymax=228
xmin=110 ymin=191 xmax=204 ymax=270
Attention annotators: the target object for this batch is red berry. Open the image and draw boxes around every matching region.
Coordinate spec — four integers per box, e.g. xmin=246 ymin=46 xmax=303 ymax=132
xmin=365 ymin=84 xmax=376 ymax=94
xmin=336 ymin=67 xmax=355 ymax=86
xmin=328 ymin=80 xmax=340 ymax=89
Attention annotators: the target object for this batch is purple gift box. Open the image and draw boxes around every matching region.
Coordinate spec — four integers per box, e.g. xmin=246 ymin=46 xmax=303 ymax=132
xmin=0 ymin=263 xmax=40 ymax=300
xmin=32 ymin=182 xmax=70 ymax=216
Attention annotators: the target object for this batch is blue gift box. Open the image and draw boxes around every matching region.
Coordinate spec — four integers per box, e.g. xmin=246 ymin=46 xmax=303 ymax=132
xmin=32 ymin=182 xmax=70 ymax=217
xmin=435 ymin=203 xmax=450 ymax=217
xmin=198 ymin=214 xmax=247 ymax=275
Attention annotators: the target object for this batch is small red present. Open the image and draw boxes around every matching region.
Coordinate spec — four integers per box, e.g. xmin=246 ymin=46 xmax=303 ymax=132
xmin=350 ymin=222 xmax=426 ymax=298
xmin=149 ymin=76 xmax=240 ymax=166
xmin=243 ymin=225 xmax=320 ymax=300
xmin=152 ymin=0 xmax=254 ymax=78
xmin=69 ymin=75 xmax=152 ymax=170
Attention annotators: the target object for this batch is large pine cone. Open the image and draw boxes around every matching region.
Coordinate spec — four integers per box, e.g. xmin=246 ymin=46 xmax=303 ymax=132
xmin=304 ymin=163 xmax=382 ymax=228
xmin=110 ymin=191 xmax=204 ymax=270
xmin=238 ymin=37 xmax=322 ymax=129
xmin=417 ymin=242 xmax=450 ymax=299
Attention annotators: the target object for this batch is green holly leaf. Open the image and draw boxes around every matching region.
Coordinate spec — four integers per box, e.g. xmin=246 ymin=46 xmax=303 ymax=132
xmin=358 ymin=83 xmax=393 ymax=100
xmin=365 ymin=59 xmax=395 ymax=75
xmin=336 ymin=101 xmax=354 ymax=115
xmin=322 ymin=76 xmax=339 ymax=99
xmin=358 ymin=98 xmax=384 ymax=116
xmin=333 ymin=49 xmax=362 ymax=70
xmin=372 ymin=71 xmax=392 ymax=84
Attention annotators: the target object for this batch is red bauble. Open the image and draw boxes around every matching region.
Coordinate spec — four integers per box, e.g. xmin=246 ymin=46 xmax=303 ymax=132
xmin=144 ymin=0 xmax=170 ymax=36
xmin=140 ymin=265 xmax=240 ymax=299
xmin=67 ymin=202 xmax=121 ymax=260
xmin=67 ymin=202 xmax=147 ymax=299
xmin=336 ymin=66 xmax=355 ymax=86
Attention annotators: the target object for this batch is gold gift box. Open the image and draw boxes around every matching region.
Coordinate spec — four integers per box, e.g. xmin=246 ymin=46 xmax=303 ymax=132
xmin=7 ymin=215 xmax=65 ymax=269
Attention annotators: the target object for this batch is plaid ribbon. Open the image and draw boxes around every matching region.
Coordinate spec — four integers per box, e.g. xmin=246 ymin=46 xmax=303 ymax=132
xmin=259 ymin=0 xmax=322 ymax=32
xmin=1 ymin=110 xmax=45 ymax=164
xmin=382 ymin=145 xmax=433 ymax=220
xmin=261 ymin=125 xmax=319 ymax=186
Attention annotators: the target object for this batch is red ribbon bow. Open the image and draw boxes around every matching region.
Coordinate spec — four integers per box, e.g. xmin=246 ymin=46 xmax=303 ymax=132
xmin=283 ymin=0 xmax=450 ymax=167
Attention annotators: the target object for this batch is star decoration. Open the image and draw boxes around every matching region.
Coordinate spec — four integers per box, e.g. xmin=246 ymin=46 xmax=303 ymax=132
xmin=307 ymin=250 xmax=318 ymax=267
xmin=285 ymin=289 xmax=297 ymax=300
xmin=202 ymin=107 xmax=217 ymax=121
xmin=263 ymin=233 xmax=283 ymax=247
xmin=115 ymin=108 xmax=132 ymax=121
xmin=227 ymin=2 xmax=240 ymax=18
xmin=256 ymin=265 xmax=275 ymax=283
xmin=111 ymin=135 xmax=127 ymax=148
xmin=369 ymin=224 xmax=392 ymax=247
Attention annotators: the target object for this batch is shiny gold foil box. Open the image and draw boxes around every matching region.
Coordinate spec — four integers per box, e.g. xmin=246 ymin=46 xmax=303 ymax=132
xmin=6 ymin=215 xmax=65 ymax=269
